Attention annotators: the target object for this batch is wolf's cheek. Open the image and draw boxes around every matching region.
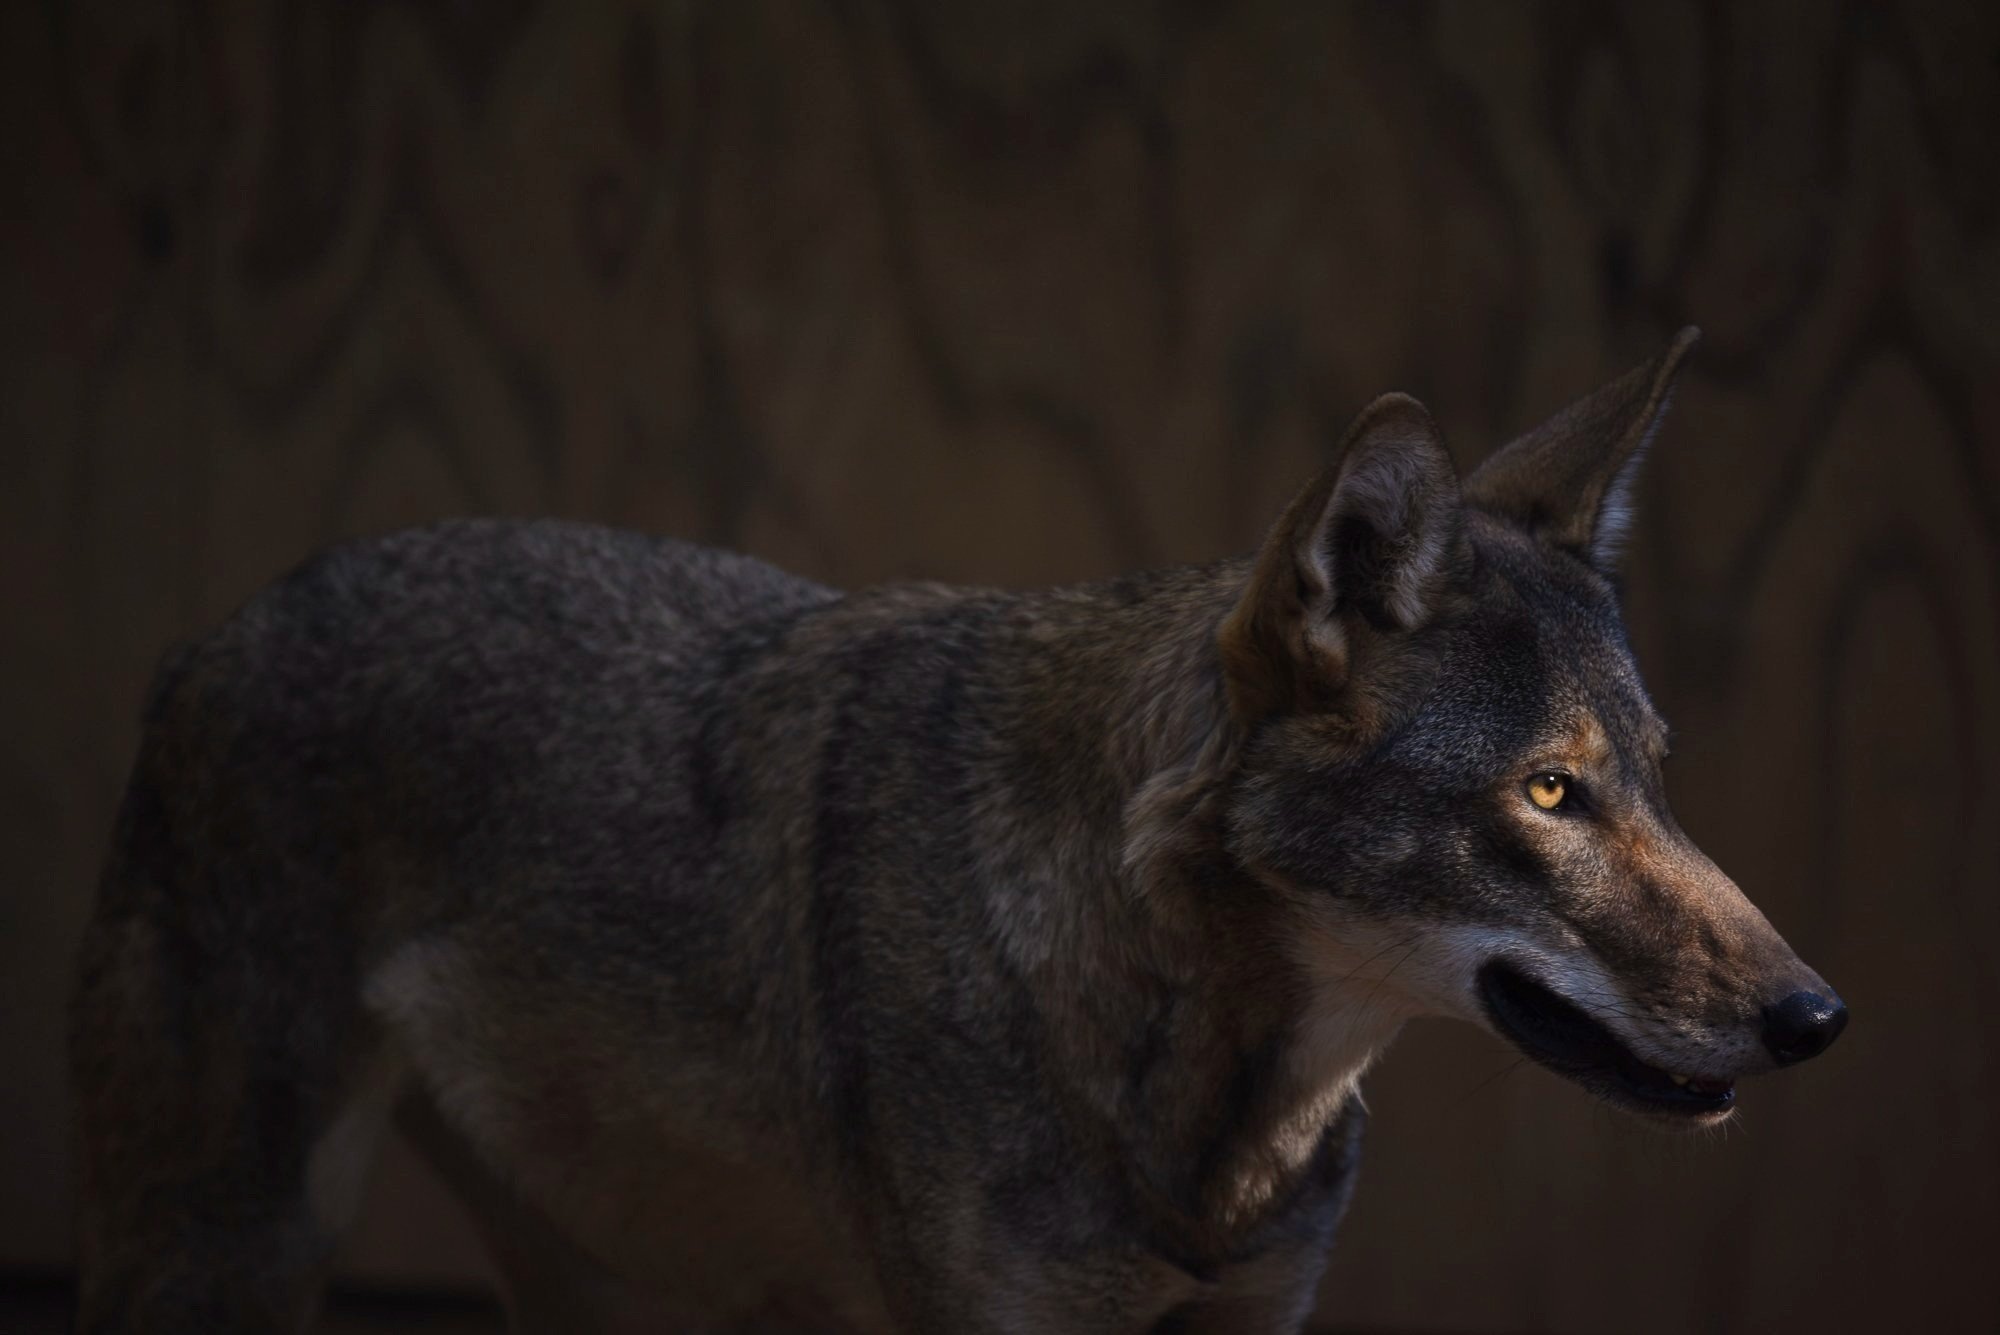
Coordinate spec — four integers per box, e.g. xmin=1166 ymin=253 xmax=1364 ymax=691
xmin=1224 ymin=760 xmax=1470 ymax=910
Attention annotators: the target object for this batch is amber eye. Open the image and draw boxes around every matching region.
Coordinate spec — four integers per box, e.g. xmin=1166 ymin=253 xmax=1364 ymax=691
xmin=1526 ymin=772 xmax=1569 ymax=810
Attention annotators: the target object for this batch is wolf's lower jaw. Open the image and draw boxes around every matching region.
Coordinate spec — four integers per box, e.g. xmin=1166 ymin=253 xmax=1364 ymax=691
xmin=1475 ymin=960 xmax=1738 ymax=1122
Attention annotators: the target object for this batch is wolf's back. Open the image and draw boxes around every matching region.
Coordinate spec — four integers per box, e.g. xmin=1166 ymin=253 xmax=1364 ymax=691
xmin=115 ymin=516 xmax=843 ymax=922
xmin=69 ymin=522 xmax=862 ymax=1329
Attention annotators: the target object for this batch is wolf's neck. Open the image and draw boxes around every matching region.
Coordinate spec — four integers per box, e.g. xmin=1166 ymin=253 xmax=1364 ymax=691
xmin=998 ymin=558 xmax=1405 ymax=1238
xmin=1017 ymin=560 xmax=1248 ymax=794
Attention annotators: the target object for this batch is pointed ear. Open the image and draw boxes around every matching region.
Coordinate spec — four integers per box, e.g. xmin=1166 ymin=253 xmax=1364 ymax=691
xmin=1219 ymin=393 xmax=1464 ymax=727
xmin=1464 ymin=327 xmax=1700 ymax=569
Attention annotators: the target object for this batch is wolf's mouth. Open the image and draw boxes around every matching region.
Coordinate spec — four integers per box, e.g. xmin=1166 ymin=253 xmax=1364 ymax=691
xmin=1476 ymin=960 xmax=1735 ymax=1119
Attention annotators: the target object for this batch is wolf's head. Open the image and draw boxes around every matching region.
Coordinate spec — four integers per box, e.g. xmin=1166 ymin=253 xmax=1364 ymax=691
xmin=1211 ymin=329 xmax=1843 ymax=1123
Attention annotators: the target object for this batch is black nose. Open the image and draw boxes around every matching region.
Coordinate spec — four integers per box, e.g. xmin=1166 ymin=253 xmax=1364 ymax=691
xmin=1762 ymin=990 xmax=1848 ymax=1066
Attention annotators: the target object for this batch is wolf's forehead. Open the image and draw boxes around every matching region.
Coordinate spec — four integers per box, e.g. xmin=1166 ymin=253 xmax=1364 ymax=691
xmin=1448 ymin=544 xmax=1667 ymax=757
xmin=1524 ymin=590 xmax=1666 ymax=743
xmin=1545 ymin=675 xmax=1669 ymax=761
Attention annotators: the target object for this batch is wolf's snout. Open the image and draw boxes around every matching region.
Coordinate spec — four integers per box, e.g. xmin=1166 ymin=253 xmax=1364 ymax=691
xmin=1761 ymin=989 xmax=1848 ymax=1066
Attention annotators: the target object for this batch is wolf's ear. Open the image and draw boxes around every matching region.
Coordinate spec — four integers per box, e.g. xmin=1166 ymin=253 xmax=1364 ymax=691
xmin=1219 ymin=394 xmax=1464 ymax=727
xmin=1464 ymin=327 xmax=1699 ymax=569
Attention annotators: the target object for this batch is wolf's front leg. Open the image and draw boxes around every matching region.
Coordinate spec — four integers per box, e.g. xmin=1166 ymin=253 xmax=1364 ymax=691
xmin=890 ymin=1226 xmax=1325 ymax=1335
xmin=1145 ymin=1244 xmax=1333 ymax=1335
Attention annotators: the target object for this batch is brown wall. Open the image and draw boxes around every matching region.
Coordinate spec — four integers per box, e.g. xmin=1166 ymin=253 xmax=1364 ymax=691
xmin=5 ymin=2 xmax=1997 ymax=1331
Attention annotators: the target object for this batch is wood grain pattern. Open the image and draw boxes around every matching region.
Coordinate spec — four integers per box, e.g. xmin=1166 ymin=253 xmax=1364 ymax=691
xmin=5 ymin=2 xmax=1996 ymax=1330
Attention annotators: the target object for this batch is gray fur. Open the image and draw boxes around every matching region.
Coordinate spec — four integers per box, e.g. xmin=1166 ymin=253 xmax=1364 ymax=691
xmin=72 ymin=334 xmax=1838 ymax=1334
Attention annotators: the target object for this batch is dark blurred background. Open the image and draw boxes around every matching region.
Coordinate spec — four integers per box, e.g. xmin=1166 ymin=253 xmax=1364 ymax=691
xmin=5 ymin=1 xmax=1998 ymax=1331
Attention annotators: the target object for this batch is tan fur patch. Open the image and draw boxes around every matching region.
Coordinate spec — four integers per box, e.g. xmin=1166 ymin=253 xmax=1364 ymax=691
xmin=1566 ymin=713 xmax=1614 ymax=768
